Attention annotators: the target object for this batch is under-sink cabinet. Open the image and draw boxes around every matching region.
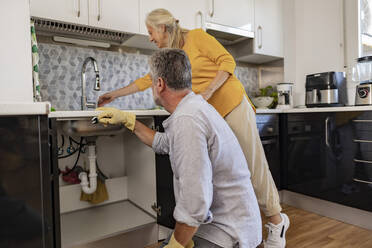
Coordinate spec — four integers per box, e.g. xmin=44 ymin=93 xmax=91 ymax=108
xmin=51 ymin=116 xmax=161 ymax=248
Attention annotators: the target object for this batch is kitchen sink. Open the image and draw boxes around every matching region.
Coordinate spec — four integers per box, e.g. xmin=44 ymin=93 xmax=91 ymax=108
xmin=61 ymin=119 xmax=125 ymax=137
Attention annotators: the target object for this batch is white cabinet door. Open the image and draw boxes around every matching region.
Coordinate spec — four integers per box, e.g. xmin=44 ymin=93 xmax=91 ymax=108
xmin=139 ymin=0 xmax=207 ymax=35
xmin=30 ymin=0 xmax=89 ymax=25
xmin=254 ymin=0 xmax=283 ymax=57
xmin=89 ymin=0 xmax=139 ymax=33
xmin=205 ymin=0 xmax=254 ymax=32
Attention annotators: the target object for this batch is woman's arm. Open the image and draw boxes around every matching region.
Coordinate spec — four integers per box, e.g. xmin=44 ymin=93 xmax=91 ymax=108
xmin=192 ymin=30 xmax=236 ymax=100
xmin=98 ymin=82 xmax=140 ymax=106
xmin=98 ymin=74 xmax=152 ymax=106
xmin=200 ymin=70 xmax=230 ymax=100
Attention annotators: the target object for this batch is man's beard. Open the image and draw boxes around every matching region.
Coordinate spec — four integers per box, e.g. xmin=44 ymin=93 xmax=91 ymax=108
xmin=153 ymin=94 xmax=162 ymax=107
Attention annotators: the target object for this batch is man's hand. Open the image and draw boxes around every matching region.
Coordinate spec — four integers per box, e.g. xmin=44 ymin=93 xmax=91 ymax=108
xmin=97 ymin=92 xmax=116 ymax=107
xmin=96 ymin=107 xmax=136 ymax=131
xmin=164 ymin=233 xmax=194 ymax=248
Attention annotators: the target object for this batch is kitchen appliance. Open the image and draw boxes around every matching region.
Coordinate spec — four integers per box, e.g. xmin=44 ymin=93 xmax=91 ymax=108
xmin=355 ymin=83 xmax=372 ymax=105
xmin=276 ymin=83 xmax=293 ymax=109
xmin=352 ymin=56 xmax=372 ymax=105
xmin=256 ymin=114 xmax=281 ymax=189
xmin=282 ymin=113 xmax=329 ymax=194
xmin=305 ymin=71 xmax=346 ymax=107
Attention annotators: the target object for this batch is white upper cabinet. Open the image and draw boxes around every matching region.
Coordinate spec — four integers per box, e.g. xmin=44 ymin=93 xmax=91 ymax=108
xmin=139 ymin=0 xmax=207 ymax=35
xmin=30 ymin=0 xmax=140 ymax=33
xmin=88 ymin=0 xmax=139 ymax=34
xmin=30 ymin=0 xmax=89 ymax=25
xmin=205 ymin=0 xmax=254 ymax=33
xmin=254 ymin=0 xmax=283 ymax=58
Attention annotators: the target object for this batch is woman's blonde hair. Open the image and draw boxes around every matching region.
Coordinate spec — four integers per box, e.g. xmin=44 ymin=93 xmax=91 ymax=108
xmin=146 ymin=8 xmax=188 ymax=49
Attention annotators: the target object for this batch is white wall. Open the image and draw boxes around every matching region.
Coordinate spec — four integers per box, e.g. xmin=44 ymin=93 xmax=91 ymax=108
xmin=344 ymin=0 xmax=359 ymax=105
xmin=284 ymin=0 xmax=345 ymax=106
xmin=0 ymin=0 xmax=33 ymax=103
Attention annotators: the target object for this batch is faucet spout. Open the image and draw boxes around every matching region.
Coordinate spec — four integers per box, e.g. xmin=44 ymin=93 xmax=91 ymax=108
xmin=81 ymin=57 xmax=101 ymax=110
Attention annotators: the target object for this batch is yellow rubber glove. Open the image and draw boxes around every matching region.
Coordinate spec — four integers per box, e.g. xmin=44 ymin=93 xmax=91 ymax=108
xmin=185 ymin=240 xmax=194 ymax=248
xmin=164 ymin=233 xmax=194 ymax=248
xmin=96 ymin=107 xmax=136 ymax=131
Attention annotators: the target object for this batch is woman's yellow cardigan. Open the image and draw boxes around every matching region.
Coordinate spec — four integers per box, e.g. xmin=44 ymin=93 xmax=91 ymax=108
xmin=134 ymin=28 xmax=254 ymax=117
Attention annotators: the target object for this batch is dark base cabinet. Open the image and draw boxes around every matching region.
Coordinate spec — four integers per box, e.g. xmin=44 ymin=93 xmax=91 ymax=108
xmin=281 ymin=112 xmax=372 ymax=213
xmin=0 ymin=116 xmax=60 ymax=248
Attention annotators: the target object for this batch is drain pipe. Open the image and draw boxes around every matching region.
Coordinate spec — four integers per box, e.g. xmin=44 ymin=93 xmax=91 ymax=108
xmin=79 ymin=140 xmax=97 ymax=194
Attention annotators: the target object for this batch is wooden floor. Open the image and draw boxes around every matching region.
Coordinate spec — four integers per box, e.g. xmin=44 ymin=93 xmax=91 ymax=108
xmin=146 ymin=204 xmax=372 ymax=248
xmin=262 ymin=204 xmax=372 ymax=248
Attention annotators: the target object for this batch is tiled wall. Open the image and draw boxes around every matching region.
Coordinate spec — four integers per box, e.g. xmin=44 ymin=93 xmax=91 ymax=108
xmin=38 ymin=43 xmax=258 ymax=110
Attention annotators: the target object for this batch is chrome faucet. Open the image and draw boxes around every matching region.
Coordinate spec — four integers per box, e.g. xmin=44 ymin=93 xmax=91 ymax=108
xmin=81 ymin=57 xmax=100 ymax=110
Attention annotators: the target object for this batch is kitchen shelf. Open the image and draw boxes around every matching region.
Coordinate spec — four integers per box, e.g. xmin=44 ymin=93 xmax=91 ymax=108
xmin=60 ymin=176 xmax=128 ymax=214
xmin=61 ymin=200 xmax=156 ymax=248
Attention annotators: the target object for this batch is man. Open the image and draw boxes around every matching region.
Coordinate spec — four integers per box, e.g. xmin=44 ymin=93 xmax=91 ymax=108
xmin=97 ymin=49 xmax=261 ymax=248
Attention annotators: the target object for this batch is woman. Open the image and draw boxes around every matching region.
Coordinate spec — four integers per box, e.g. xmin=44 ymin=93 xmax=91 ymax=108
xmin=98 ymin=9 xmax=289 ymax=248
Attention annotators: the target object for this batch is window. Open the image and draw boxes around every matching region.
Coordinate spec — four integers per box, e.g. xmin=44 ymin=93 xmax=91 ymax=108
xmin=360 ymin=0 xmax=372 ymax=56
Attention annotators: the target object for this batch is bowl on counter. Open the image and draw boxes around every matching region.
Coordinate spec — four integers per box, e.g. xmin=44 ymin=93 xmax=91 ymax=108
xmin=252 ymin=96 xmax=274 ymax=109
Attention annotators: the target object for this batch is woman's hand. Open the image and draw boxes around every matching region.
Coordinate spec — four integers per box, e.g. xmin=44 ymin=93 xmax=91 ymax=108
xmin=97 ymin=92 xmax=116 ymax=107
xmin=200 ymin=71 xmax=230 ymax=101
xmin=97 ymin=82 xmax=141 ymax=107
xmin=200 ymin=89 xmax=213 ymax=101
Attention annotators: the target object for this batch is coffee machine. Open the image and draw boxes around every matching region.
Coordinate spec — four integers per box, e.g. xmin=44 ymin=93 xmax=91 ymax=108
xmin=305 ymin=71 xmax=346 ymax=107
xmin=276 ymin=83 xmax=293 ymax=109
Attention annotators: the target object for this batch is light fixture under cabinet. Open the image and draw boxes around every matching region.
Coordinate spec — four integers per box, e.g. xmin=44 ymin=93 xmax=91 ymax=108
xmin=53 ymin=36 xmax=110 ymax=48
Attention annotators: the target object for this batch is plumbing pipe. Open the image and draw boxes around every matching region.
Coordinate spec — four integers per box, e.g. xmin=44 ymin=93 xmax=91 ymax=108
xmin=79 ymin=144 xmax=97 ymax=194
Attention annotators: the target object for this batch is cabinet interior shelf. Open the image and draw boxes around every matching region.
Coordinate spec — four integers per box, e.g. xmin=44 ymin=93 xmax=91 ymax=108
xmin=61 ymin=200 xmax=156 ymax=248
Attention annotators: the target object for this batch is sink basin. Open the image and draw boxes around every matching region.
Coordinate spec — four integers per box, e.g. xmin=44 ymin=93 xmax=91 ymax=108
xmin=61 ymin=119 xmax=125 ymax=137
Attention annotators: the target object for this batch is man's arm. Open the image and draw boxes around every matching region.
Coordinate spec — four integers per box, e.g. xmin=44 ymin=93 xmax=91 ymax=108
xmin=173 ymin=222 xmax=198 ymax=246
xmin=97 ymin=107 xmax=170 ymax=154
xmin=133 ymin=120 xmax=156 ymax=147
xmin=170 ymin=116 xmax=213 ymax=242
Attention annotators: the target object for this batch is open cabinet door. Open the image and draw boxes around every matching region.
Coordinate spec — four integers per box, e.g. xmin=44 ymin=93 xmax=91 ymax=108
xmin=126 ymin=117 xmax=157 ymax=217
xmin=154 ymin=116 xmax=176 ymax=229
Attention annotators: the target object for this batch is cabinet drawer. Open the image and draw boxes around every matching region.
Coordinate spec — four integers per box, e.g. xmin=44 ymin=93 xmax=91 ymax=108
xmin=354 ymin=160 xmax=372 ymax=184
xmin=353 ymin=121 xmax=372 ymax=140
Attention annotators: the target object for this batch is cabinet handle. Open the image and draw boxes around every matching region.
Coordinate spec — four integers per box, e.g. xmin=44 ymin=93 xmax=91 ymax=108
xmin=261 ymin=139 xmax=277 ymax=145
xmin=325 ymin=117 xmax=329 ymax=147
xmin=209 ymin=0 xmax=214 ymax=17
xmin=258 ymin=25 xmax=263 ymax=49
xmin=289 ymin=136 xmax=313 ymax=141
xmin=353 ymin=139 xmax=372 ymax=143
xmin=353 ymin=178 xmax=372 ymax=185
xmin=353 ymin=119 xmax=372 ymax=123
xmin=151 ymin=203 xmax=161 ymax=216
xmin=354 ymin=158 xmax=372 ymax=164
xmin=196 ymin=11 xmax=204 ymax=29
xmin=77 ymin=0 xmax=81 ymax=18
xmin=97 ymin=0 xmax=101 ymax=21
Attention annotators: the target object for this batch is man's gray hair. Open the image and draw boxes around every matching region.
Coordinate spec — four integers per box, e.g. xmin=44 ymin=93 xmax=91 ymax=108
xmin=149 ymin=48 xmax=192 ymax=90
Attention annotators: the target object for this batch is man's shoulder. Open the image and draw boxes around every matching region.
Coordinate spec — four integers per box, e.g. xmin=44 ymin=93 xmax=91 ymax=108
xmin=175 ymin=97 xmax=211 ymax=120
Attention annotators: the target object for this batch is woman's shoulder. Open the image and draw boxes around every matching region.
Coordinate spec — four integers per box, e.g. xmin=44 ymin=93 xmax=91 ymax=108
xmin=188 ymin=28 xmax=207 ymax=38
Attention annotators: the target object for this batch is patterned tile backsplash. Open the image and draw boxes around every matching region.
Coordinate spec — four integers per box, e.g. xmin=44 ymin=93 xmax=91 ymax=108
xmin=38 ymin=43 xmax=258 ymax=110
